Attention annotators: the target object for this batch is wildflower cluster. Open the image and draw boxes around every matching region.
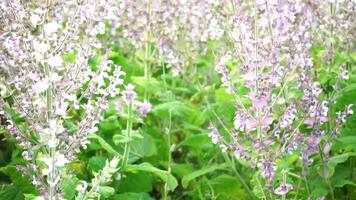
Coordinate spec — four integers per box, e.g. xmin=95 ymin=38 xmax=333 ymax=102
xmin=0 ymin=0 xmax=354 ymax=200
xmin=0 ymin=0 xmax=124 ymax=199
xmin=75 ymin=157 xmax=120 ymax=200
xmin=116 ymin=0 xmax=224 ymax=76
xmin=209 ymin=0 xmax=355 ymax=195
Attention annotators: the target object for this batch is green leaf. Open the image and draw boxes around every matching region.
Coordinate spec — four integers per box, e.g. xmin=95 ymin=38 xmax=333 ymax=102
xmin=112 ymin=132 xmax=143 ymax=145
xmin=215 ymin=88 xmax=234 ymax=103
xmin=126 ymin=163 xmax=178 ymax=191
xmin=311 ymin=186 xmax=329 ymax=199
xmin=152 ymin=101 xmax=192 ymax=118
xmin=88 ymin=134 xmax=120 ymax=156
xmin=24 ymin=194 xmax=42 ymax=200
xmin=0 ymin=185 xmax=23 ymax=200
xmin=331 ymin=166 xmax=356 ymax=188
xmin=109 ymin=52 xmax=143 ymax=76
xmin=171 ymin=163 xmax=195 ymax=177
xmin=87 ymin=156 xmax=107 ymax=173
xmin=113 ymin=134 xmax=133 ymax=144
xmin=179 ymin=133 xmax=213 ymax=149
xmin=327 ymin=153 xmax=350 ymax=168
xmin=99 ymin=186 xmax=115 ymax=198
xmin=98 ymin=115 xmax=121 ymax=133
xmin=61 ymin=177 xmax=79 ymax=200
xmin=338 ymin=136 xmax=356 ymax=145
xmin=182 ymin=163 xmax=229 ymax=188
xmin=210 ymin=175 xmax=248 ymax=199
xmin=336 ymin=84 xmax=356 ymax=109
xmin=131 ymin=76 xmax=164 ymax=94
xmin=117 ymin=171 xmax=153 ymax=193
xmin=0 ymin=166 xmax=39 ymax=195
xmin=114 ymin=193 xmax=154 ymax=200
xmin=130 ymin=134 xmax=157 ymax=160
xmin=62 ymin=51 xmax=77 ymax=63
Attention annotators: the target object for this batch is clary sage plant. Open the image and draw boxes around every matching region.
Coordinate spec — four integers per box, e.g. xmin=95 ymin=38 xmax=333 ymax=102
xmin=0 ymin=0 xmax=355 ymax=200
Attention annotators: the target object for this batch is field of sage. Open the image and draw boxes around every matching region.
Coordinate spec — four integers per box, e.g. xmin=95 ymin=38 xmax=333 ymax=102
xmin=0 ymin=0 xmax=355 ymax=200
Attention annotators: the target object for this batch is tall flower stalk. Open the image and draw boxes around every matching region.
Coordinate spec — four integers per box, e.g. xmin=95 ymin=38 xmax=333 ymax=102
xmin=121 ymin=101 xmax=133 ymax=169
xmin=209 ymin=0 xmax=355 ymax=198
xmin=0 ymin=0 xmax=122 ymax=198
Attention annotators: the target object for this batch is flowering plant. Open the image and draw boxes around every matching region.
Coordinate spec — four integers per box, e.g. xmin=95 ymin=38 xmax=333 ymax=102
xmin=0 ymin=0 xmax=354 ymax=200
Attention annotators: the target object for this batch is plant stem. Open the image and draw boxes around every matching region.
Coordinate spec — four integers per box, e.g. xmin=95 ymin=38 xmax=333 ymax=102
xmin=255 ymin=175 xmax=267 ymax=200
xmin=318 ymin=145 xmax=335 ymax=200
xmin=303 ymin=173 xmax=311 ymax=198
xmin=223 ymin=153 xmax=255 ymax=200
xmin=253 ymin=0 xmax=262 ymax=141
xmin=121 ymin=102 xmax=133 ymax=169
xmin=44 ymin=57 xmax=55 ymax=200
xmin=294 ymin=179 xmax=302 ymax=200
xmin=163 ymin=110 xmax=172 ymax=200
xmin=144 ymin=0 xmax=152 ymax=101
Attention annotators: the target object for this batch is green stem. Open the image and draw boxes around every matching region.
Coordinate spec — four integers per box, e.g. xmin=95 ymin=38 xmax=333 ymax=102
xmin=144 ymin=0 xmax=152 ymax=101
xmin=121 ymin=102 xmax=133 ymax=169
xmin=163 ymin=110 xmax=172 ymax=200
xmin=253 ymin=0 xmax=261 ymax=140
xmin=303 ymin=173 xmax=311 ymax=198
xmin=293 ymin=179 xmax=302 ymax=200
xmin=44 ymin=57 xmax=55 ymax=200
xmin=318 ymin=145 xmax=335 ymax=200
xmin=223 ymin=153 xmax=255 ymax=200
xmin=255 ymin=175 xmax=267 ymax=200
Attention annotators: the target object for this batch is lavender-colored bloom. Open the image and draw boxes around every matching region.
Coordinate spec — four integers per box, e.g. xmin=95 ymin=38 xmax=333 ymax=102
xmin=300 ymin=148 xmax=313 ymax=166
xmin=219 ymin=144 xmax=228 ymax=152
xmin=0 ymin=0 xmax=125 ymax=198
xmin=257 ymin=159 xmax=277 ymax=180
xmin=114 ymin=101 xmax=122 ymax=113
xmin=16 ymin=164 xmax=28 ymax=175
xmin=122 ymin=84 xmax=137 ymax=104
xmin=339 ymin=67 xmax=349 ymax=80
xmin=274 ymin=183 xmax=293 ymax=196
xmin=346 ymin=104 xmax=354 ymax=115
xmin=208 ymin=123 xmax=222 ymax=144
xmin=136 ymin=101 xmax=152 ymax=117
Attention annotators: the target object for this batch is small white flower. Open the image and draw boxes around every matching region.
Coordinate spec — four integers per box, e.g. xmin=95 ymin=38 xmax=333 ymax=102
xmin=55 ymin=101 xmax=68 ymax=117
xmin=22 ymin=151 xmax=31 ymax=160
xmin=48 ymin=136 xmax=57 ymax=148
xmin=56 ymin=153 xmax=69 ymax=167
xmin=44 ymin=22 xmax=60 ymax=35
xmin=33 ymin=40 xmax=49 ymax=53
xmin=0 ymin=84 xmax=6 ymax=97
xmin=32 ymin=175 xmax=41 ymax=186
xmin=76 ymin=181 xmax=88 ymax=193
xmin=220 ymin=144 xmax=228 ymax=152
xmin=30 ymin=14 xmax=41 ymax=27
xmin=32 ymin=79 xmax=49 ymax=94
xmin=346 ymin=104 xmax=354 ymax=115
xmin=47 ymin=55 xmax=63 ymax=68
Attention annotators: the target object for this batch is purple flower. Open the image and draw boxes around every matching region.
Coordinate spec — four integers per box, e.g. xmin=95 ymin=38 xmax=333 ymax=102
xmin=122 ymin=84 xmax=137 ymax=104
xmin=9 ymin=126 xmax=18 ymax=135
xmin=300 ymin=148 xmax=313 ymax=166
xmin=208 ymin=123 xmax=222 ymax=144
xmin=258 ymin=159 xmax=277 ymax=180
xmin=136 ymin=101 xmax=152 ymax=117
xmin=114 ymin=101 xmax=122 ymax=112
xmin=274 ymin=183 xmax=293 ymax=196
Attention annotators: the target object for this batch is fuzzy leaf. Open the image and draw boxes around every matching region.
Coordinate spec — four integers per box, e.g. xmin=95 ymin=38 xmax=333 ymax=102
xmin=182 ymin=163 xmax=229 ymax=188
xmin=114 ymin=193 xmax=154 ymax=200
xmin=0 ymin=166 xmax=39 ymax=195
xmin=126 ymin=163 xmax=178 ymax=191
xmin=88 ymin=134 xmax=120 ymax=156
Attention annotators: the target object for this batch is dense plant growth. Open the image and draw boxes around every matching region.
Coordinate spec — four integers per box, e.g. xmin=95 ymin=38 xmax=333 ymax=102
xmin=0 ymin=0 xmax=355 ymax=199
